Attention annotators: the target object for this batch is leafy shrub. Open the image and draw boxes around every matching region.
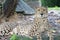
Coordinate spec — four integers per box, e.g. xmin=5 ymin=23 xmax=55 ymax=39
xmin=41 ymin=0 xmax=60 ymax=7
xmin=10 ymin=34 xmax=32 ymax=40
xmin=10 ymin=34 xmax=21 ymax=40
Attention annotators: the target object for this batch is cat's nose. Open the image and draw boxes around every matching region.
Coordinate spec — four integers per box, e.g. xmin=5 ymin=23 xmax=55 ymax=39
xmin=40 ymin=13 xmax=43 ymax=16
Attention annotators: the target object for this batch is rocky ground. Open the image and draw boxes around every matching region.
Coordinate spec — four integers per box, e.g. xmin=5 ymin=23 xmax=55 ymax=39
xmin=48 ymin=10 xmax=60 ymax=35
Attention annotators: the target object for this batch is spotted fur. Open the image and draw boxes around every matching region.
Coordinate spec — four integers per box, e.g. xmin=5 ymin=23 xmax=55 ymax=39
xmin=0 ymin=22 xmax=18 ymax=36
xmin=28 ymin=7 xmax=48 ymax=40
xmin=0 ymin=7 xmax=48 ymax=40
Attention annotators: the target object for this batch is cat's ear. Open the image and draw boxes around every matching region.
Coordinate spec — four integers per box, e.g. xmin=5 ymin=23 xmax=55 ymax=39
xmin=36 ymin=7 xmax=41 ymax=12
xmin=35 ymin=7 xmax=40 ymax=11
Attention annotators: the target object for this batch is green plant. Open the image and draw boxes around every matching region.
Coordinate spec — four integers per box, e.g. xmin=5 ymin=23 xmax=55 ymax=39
xmin=10 ymin=34 xmax=21 ymax=40
xmin=41 ymin=0 xmax=60 ymax=7
xmin=10 ymin=34 xmax=32 ymax=40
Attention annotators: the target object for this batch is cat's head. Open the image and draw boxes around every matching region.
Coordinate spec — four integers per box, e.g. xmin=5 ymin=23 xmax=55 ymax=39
xmin=35 ymin=7 xmax=48 ymax=18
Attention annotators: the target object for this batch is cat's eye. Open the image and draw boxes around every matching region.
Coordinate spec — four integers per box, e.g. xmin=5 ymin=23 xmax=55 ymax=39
xmin=43 ymin=9 xmax=45 ymax=11
xmin=38 ymin=9 xmax=40 ymax=11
